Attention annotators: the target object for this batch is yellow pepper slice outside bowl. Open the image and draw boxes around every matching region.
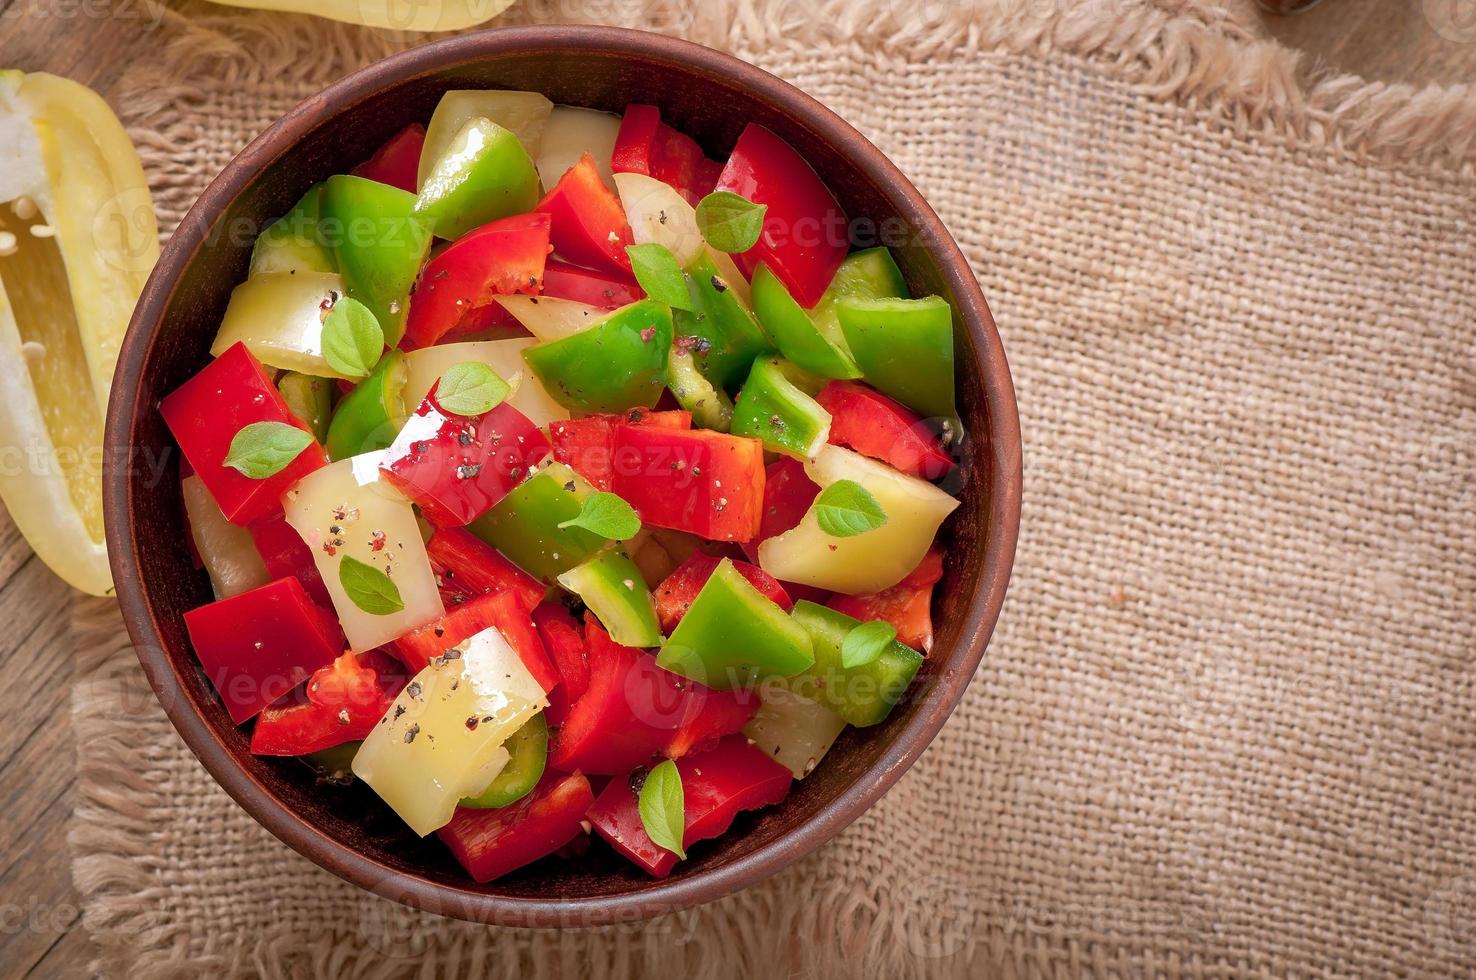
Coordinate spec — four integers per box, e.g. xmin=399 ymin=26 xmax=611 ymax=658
xmin=203 ymin=0 xmax=517 ymax=31
xmin=0 ymin=71 xmax=159 ymax=596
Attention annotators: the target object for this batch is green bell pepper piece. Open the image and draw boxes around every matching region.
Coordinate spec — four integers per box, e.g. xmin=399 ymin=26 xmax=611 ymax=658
xmin=522 ymin=300 xmax=673 ymax=413
xmin=319 ymin=174 xmax=432 ymax=346
xmin=836 ymin=294 xmax=956 ymax=421
xmin=781 ymin=601 xmax=923 ymax=727
xmin=657 ymin=559 xmax=814 ymax=690
xmin=667 ymin=347 xmax=733 ymax=432
xmin=414 ymin=117 xmax=540 ymax=241
xmin=557 ymin=549 xmax=661 ymax=648
xmin=809 ymin=247 xmax=908 ymax=343
xmin=751 ymin=263 xmax=861 ymax=380
xmin=324 ymin=351 xmax=409 ymax=460
xmin=672 ymin=251 xmax=774 ymax=390
xmin=468 ymin=462 xmax=606 ymax=584
xmin=250 ymin=182 xmax=336 ymax=277
xmin=730 ymin=357 xmax=831 ymax=459
xmin=277 ymin=371 xmax=333 ymax=443
xmin=460 ymin=713 xmax=547 ymax=809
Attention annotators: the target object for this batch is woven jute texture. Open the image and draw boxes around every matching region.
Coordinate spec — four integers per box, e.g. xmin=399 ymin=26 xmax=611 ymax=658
xmin=69 ymin=0 xmax=1476 ymax=976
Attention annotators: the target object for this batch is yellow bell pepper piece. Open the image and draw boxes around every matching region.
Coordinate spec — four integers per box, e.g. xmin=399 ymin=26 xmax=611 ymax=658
xmin=210 ymin=271 xmax=354 ymax=379
xmin=401 ymin=338 xmax=571 ymax=429
xmin=202 ymin=0 xmax=515 ymax=32
xmin=758 ymin=445 xmax=959 ymax=594
xmin=352 ymin=626 xmax=548 ymax=836
xmin=0 ymin=71 xmax=158 ymax=596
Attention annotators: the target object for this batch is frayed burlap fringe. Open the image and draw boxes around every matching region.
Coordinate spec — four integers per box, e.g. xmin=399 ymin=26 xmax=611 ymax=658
xmin=73 ymin=1 xmax=1476 ymax=977
xmin=119 ymin=0 xmax=1476 ymax=204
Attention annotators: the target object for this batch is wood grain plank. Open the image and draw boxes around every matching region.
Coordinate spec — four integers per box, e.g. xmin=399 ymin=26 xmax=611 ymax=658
xmin=0 ymin=503 xmax=36 ymax=587
xmin=0 ymin=789 xmax=85 ymax=978
xmin=0 ymin=7 xmax=156 ymax=976
xmin=26 ymin=922 xmax=99 ymax=980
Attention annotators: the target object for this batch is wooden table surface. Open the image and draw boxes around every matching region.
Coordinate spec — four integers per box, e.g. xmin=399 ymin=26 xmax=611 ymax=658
xmin=0 ymin=1 xmax=1470 ymax=976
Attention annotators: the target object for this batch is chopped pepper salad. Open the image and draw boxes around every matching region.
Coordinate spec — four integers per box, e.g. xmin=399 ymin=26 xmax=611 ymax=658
xmin=163 ymin=91 xmax=963 ymax=882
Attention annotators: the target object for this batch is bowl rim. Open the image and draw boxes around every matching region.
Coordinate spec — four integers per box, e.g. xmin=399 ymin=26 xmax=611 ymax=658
xmin=104 ymin=23 xmax=1023 ymax=926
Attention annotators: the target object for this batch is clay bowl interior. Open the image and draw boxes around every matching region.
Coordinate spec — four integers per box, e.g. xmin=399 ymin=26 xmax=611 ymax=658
xmin=104 ymin=26 xmax=1021 ymax=925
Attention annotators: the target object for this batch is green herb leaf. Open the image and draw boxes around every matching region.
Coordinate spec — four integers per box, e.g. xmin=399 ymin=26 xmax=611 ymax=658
xmin=556 ymin=491 xmax=641 ymax=540
xmin=222 ymin=421 xmax=315 ymax=480
xmin=841 ymin=620 xmax=898 ymax=669
xmin=435 ymin=361 xmax=511 ymax=417
xmin=637 ymin=759 xmax=686 ymax=860
xmin=321 ymin=296 xmax=384 ymax=379
xmin=339 ymin=555 xmax=405 ymax=616
xmin=695 ymin=191 xmax=767 ymax=254
xmin=626 ymin=243 xmax=695 ymax=311
xmin=812 ymin=479 xmax=888 ymax=537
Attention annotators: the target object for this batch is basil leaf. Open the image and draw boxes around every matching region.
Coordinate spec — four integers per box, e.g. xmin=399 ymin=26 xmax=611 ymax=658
xmin=321 ymin=296 xmax=384 ymax=379
xmin=637 ymin=759 xmax=686 ymax=860
xmin=222 ymin=421 xmax=315 ymax=480
xmin=695 ymin=191 xmax=767 ymax=254
xmin=435 ymin=361 xmax=510 ymax=417
xmin=841 ymin=620 xmax=898 ymax=669
xmin=626 ymin=243 xmax=695 ymax=311
xmin=339 ymin=555 xmax=405 ymax=616
xmin=812 ymin=479 xmax=888 ymax=537
xmin=556 ymin=491 xmax=641 ymax=541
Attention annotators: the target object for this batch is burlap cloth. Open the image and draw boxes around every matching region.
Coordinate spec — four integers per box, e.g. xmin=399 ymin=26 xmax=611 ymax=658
xmin=67 ymin=0 xmax=1476 ymax=975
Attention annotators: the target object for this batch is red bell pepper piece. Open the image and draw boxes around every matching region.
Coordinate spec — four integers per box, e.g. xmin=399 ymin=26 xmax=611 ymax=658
xmin=664 ymin=685 xmax=758 ymax=760
xmin=714 ymin=123 xmax=849 ymax=307
xmin=547 ymin=620 xmax=675 ymax=775
xmin=586 ymin=735 xmax=792 ymax=877
xmin=183 ymin=577 xmax=345 ymax=725
xmin=248 ymin=512 xmax=333 ymax=608
xmin=828 ymin=547 xmax=944 ymax=653
xmin=535 ymin=153 xmax=634 ymax=276
xmin=531 ymin=603 xmax=587 ymax=727
xmin=438 ymin=771 xmax=595 ymax=883
xmin=651 ymin=127 xmax=722 ymax=207
xmin=249 ymin=650 xmax=406 ymax=756
xmin=426 ymin=526 xmax=544 ymax=613
xmin=740 ymin=457 xmax=818 ymax=560
xmin=739 ymin=457 xmax=830 ymax=604
xmin=611 ymin=104 xmax=661 ymax=176
xmin=612 ymin=104 xmax=722 ymax=206
xmin=549 ymin=408 xmax=691 ymax=492
xmin=610 ymin=425 xmax=765 ymax=542
xmin=549 ymin=621 xmax=752 ymax=774
xmin=161 ymin=342 xmax=329 ymax=526
xmin=400 ymin=212 xmax=551 ymax=351
xmin=653 ymin=552 xmax=791 ymax=634
xmin=380 ymin=388 xmax=551 ymax=527
xmin=815 ymin=381 xmax=954 ymax=480
xmin=351 ymin=123 xmax=426 ymax=194
xmin=388 ymin=590 xmax=559 ymax=696
xmin=542 ymin=259 xmax=643 ymax=310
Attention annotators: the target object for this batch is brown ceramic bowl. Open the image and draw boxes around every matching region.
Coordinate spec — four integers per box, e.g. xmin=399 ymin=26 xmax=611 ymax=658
xmin=103 ymin=25 xmax=1021 ymax=926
